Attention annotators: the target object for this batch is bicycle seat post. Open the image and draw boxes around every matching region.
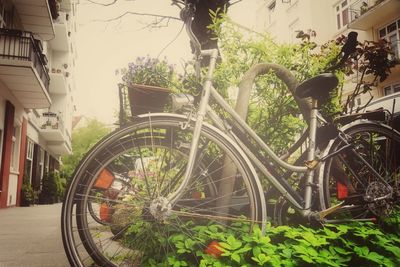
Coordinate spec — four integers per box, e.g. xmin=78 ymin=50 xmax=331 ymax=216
xmin=302 ymin=98 xmax=319 ymax=214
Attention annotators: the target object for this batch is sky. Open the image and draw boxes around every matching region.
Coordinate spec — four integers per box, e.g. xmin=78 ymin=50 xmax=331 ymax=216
xmin=73 ymin=0 xmax=258 ymax=125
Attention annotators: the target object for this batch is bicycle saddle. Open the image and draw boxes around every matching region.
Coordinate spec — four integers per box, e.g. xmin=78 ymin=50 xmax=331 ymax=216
xmin=295 ymin=73 xmax=339 ymax=104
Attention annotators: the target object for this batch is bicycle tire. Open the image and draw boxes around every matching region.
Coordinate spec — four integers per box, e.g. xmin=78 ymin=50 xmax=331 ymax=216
xmin=61 ymin=113 xmax=266 ymax=266
xmin=319 ymin=120 xmax=400 ymax=221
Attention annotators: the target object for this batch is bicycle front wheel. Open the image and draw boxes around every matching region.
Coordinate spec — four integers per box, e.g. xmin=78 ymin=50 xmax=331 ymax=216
xmin=320 ymin=121 xmax=400 ymax=221
xmin=62 ymin=114 xmax=265 ymax=266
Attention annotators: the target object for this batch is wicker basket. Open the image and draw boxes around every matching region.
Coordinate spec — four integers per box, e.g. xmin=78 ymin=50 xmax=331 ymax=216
xmin=127 ymin=84 xmax=171 ymax=115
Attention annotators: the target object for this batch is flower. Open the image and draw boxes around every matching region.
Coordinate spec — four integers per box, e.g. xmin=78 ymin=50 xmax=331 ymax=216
xmin=122 ymin=56 xmax=176 ymax=88
xmin=204 ymin=241 xmax=223 ymax=258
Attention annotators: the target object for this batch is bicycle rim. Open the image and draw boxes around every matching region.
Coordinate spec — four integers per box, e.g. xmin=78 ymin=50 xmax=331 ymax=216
xmin=62 ymin=114 xmax=264 ymax=266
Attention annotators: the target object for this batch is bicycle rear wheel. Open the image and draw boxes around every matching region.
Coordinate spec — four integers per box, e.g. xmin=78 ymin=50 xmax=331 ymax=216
xmin=62 ymin=114 xmax=265 ymax=266
xmin=320 ymin=121 xmax=400 ymax=221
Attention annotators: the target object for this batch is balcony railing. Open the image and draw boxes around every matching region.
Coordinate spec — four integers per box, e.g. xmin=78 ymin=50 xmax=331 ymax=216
xmin=0 ymin=28 xmax=50 ymax=92
xmin=40 ymin=112 xmax=65 ymax=133
xmin=349 ymin=0 xmax=377 ymax=21
xmin=348 ymin=0 xmax=400 ymax=30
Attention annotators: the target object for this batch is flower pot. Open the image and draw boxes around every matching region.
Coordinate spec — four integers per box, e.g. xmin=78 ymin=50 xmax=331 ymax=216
xmin=127 ymin=84 xmax=171 ymax=115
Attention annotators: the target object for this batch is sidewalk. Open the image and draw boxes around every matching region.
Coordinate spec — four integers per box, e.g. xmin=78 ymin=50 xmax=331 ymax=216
xmin=0 ymin=203 xmax=69 ymax=267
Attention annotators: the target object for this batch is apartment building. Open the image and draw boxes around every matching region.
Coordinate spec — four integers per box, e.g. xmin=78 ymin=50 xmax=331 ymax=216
xmin=255 ymin=0 xmax=400 ymax=114
xmin=0 ymin=0 xmax=78 ymax=208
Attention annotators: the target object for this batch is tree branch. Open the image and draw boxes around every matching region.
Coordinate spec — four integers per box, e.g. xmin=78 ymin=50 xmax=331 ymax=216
xmin=85 ymin=0 xmax=119 ymax=6
xmin=93 ymin=11 xmax=180 ymax=23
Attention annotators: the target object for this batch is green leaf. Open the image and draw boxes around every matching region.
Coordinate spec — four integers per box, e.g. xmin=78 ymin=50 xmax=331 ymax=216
xmin=330 ymin=246 xmax=352 ymax=256
xmin=300 ymin=232 xmax=328 ymax=247
xmin=299 ymin=255 xmax=314 ymax=263
xmin=382 ymin=258 xmax=396 ymax=267
xmin=306 ymin=246 xmax=318 ymax=257
xmin=235 ymin=246 xmax=252 ymax=254
xmin=226 ymin=235 xmax=242 ymax=250
xmin=251 ymin=253 xmax=270 ymax=265
xmin=354 ymin=246 xmax=369 ymax=257
xmin=218 ymin=242 xmax=231 ymax=250
xmin=253 ymin=247 xmax=261 ymax=257
xmin=231 ymin=253 xmax=241 ymax=263
xmin=365 ymin=251 xmax=385 ymax=264
xmin=281 ymin=248 xmax=292 ymax=259
xmin=384 ymin=245 xmax=400 ymax=258
xmin=177 ymin=248 xmax=188 ymax=254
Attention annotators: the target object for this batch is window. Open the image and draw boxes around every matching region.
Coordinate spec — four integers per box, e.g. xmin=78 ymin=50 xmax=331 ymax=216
xmin=0 ymin=1 xmax=17 ymax=29
xmin=379 ymin=18 xmax=400 ymax=59
xmin=37 ymin=147 xmax=45 ymax=190
xmin=384 ymin=82 xmax=400 ymax=96
xmin=25 ymin=139 xmax=34 ymax=183
xmin=335 ymin=0 xmax=350 ymax=30
xmin=10 ymin=126 xmax=20 ymax=171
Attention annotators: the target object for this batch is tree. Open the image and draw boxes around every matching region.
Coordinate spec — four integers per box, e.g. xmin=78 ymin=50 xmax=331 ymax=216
xmin=206 ymin=14 xmax=342 ymax=155
xmin=61 ymin=119 xmax=111 ymax=180
xmin=86 ymin=0 xmax=231 ymax=53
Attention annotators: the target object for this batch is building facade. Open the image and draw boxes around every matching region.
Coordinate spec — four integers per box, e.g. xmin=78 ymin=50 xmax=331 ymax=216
xmin=0 ymin=0 xmax=77 ymax=208
xmin=255 ymin=0 xmax=400 ymax=114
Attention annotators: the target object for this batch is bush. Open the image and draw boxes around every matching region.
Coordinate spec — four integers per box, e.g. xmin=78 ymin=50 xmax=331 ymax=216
xmin=20 ymin=174 xmax=34 ymax=206
xmin=146 ymin=219 xmax=400 ymax=266
xmin=39 ymin=171 xmax=58 ymax=204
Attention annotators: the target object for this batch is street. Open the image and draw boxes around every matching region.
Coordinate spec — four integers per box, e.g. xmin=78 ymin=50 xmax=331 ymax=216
xmin=0 ymin=204 xmax=69 ymax=267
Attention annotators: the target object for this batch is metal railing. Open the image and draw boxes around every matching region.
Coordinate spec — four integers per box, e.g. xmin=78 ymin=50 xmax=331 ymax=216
xmin=349 ymin=0 xmax=384 ymax=22
xmin=0 ymin=28 xmax=50 ymax=92
xmin=40 ymin=111 xmax=65 ymax=136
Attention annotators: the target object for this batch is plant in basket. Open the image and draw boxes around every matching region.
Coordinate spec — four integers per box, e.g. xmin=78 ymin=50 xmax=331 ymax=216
xmin=121 ymin=56 xmax=177 ymax=115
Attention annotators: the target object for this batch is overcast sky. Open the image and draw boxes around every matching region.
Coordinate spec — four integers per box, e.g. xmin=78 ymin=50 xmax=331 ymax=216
xmin=74 ymin=0 xmax=258 ymax=125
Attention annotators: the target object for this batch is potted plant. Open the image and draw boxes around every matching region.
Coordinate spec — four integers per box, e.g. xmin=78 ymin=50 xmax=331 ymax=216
xmin=20 ymin=174 xmax=34 ymax=207
xmin=121 ymin=56 xmax=176 ymax=115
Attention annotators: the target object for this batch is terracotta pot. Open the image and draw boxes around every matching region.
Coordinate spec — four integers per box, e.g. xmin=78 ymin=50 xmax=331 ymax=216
xmin=127 ymin=84 xmax=170 ymax=115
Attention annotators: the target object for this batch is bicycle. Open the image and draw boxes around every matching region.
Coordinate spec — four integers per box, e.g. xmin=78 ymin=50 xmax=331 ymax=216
xmin=61 ymin=2 xmax=400 ymax=266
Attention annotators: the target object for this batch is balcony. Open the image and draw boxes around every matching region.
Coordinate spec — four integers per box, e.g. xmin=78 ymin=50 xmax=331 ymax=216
xmin=363 ymin=92 xmax=400 ymax=114
xmin=348 ymin=0 xmax=400 ymax=30
xmin=49 ymin=11 xmax=70 ymax=51
xmin=48 ymin=127 xmax=72 ymax=155
xmin=0 ymin=29 xmax=51 ymax=108
xmin=39 ymin=111 xmax=65 ymax=141
xmin=47 ymin=140 xmax=72 ymax=155
xmin=49 ymin=67 xmax=68 ymax=94
xmin=13 ymin=0 xmax=55 ymax=40
xmin=38 ymin=111 xmax=72 ymax=155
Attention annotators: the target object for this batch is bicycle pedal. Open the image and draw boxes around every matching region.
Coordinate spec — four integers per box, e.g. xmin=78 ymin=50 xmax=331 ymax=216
xmin=318 ymin=201 xmax=344 ymax=220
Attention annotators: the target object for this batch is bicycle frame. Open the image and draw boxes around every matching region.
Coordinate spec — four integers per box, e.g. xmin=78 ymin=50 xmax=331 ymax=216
xmin=167 ymin=46 xmax=320 ymax=219
xmin=169 ymin=4 xmax=393 ymax=222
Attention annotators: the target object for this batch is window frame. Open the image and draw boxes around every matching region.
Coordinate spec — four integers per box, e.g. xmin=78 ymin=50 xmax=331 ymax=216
xmin=10 ymin=126 xmax=20 ymax=172
xmin=383 ymin=82 xmax=400 ymax=96
xmin=335 ymin=0 xmax=351 ymax=30
xmin=378 ymin=18 xmax=400 ymax=60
